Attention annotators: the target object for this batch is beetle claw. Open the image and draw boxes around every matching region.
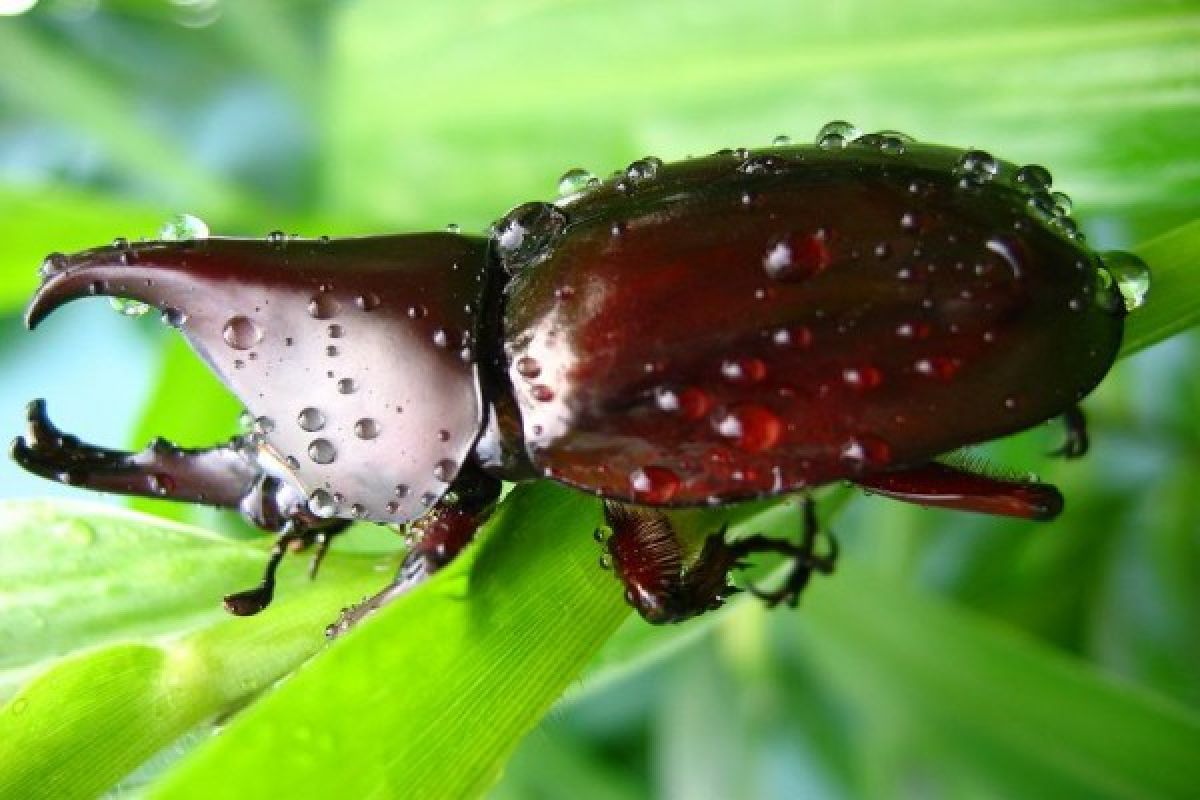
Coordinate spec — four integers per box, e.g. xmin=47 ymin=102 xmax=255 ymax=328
xmin=1051 ymin=405 xmax=1089 ymax=459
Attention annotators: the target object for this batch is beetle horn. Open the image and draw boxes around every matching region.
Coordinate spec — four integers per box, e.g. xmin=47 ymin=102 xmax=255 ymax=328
xmin=25 ymin=232 xmax=492 ymax=526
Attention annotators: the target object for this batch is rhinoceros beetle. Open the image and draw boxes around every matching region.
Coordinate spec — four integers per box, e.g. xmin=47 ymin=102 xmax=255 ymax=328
xmin=12 ymin=123 xmax=1148 ymax=631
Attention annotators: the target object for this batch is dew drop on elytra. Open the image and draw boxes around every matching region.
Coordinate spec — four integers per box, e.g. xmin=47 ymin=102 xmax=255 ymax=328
xmin=1099 ymin=251 xmax=1151 ymax=311
xmin=557 ymin=168 xmax=596 ymax=196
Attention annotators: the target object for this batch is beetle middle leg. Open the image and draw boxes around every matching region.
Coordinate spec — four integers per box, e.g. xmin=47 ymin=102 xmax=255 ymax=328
xmin=601 ymin=496 xmax=836 ymax=624
xmin=325 ymin=464 xmax=503 ymax=638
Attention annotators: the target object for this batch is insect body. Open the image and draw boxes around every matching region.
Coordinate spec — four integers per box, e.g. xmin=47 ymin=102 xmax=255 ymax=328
xmin=12 ymin=125 xmax=1146 ymax=628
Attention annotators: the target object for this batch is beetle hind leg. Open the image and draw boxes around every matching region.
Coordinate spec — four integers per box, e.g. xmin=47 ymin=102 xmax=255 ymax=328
xmin=1052 ymin=405 xmax=1089 ymax=459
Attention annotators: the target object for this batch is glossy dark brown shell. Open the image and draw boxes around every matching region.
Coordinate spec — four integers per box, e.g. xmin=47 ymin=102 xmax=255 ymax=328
xmin=501 ymin=143 xmax=1124 ymax=506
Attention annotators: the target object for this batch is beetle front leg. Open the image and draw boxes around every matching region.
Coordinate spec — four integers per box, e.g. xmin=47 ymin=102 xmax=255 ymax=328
xmin=325 ymin=464 xmax=503 ymax=638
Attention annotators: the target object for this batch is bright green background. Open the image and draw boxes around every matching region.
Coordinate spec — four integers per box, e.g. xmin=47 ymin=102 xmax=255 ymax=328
xmin=0 ymin=1 xmax=1198 ymax=798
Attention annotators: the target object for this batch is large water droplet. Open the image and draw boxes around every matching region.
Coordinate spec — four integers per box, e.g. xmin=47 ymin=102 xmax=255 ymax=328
xmin=223 ymin=316 xmax=262 ymax=350
xmin=714 ymin=405 xmax=782 ymax=452
xmin=515 ymin=356 xmax=541 ymax=379
xmin=159 ymin=213 xmax=210 ymax=241
xmin=308 ymin=438 xmax=336 ymax=464
xmin=491 ymin=202 xmax=567 ymax=272
xmin=629 ymin=466 xmax=681 ymax=503
xmin=308 ymin=488 xmax=337 ymax=518
xmin=298 ymin=407 xmax=325 ymax=432
xmin=1099 ymin=251 xmax=1150 ymax=311
xmin=1015 ymin=164 xmax=1053 ymax=191
xmin=624 ymin=156 xmax=662 ymax=185
xmin=557 ymin=168 xmax=596 ymax=196
xmin=815 ymin=120 xmax=860 ymax=149
xmin=956 ymin=149 xmax=998 ymax=182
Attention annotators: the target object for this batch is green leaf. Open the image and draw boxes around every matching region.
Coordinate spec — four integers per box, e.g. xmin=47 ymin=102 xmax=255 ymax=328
xmin=151 ymin=482 xmax=629 ymax=799
xmin=794 ymin=560 xmax=1200 ymax=799
xmin=0 ymin=501 xmax=383 ymax=800
xmin=325 ymin=1 xmax=1199 ymax=239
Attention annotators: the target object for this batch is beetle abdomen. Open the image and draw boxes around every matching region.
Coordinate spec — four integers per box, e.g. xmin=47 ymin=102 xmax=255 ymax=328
xmin=500 ymin=135 xmax=1126 ymax=506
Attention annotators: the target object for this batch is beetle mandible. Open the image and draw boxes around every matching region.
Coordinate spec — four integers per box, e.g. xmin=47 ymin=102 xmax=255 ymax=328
xmin=12 ymin=123 xmax=1148 ymax=631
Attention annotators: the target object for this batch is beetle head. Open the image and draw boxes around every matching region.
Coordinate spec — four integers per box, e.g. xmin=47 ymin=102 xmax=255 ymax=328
xmin=25 ymin=233 xmax=491 ymax=524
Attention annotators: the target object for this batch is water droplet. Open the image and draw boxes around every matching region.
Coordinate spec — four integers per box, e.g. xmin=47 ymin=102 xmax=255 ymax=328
xmin=677 ymin=387 xmax=712 ymax=421
xmin=815 ymin=120 xmax=860 ymax=149
xmin=956 ymin=149 xmax=998 ymax=182
xmin=254 ymin=416 xmax=274 ymax=435
xmin=298 ymin=407 xmax=325 ymax=432
xmin=354 ymin=418 xmax=380 ymax=440
xmin=308 ymin=489 xmax=336 ymax=518
xmin=531 ymin=384 xmax=555 ymax=402
xmin=655 ymin=388 xmax=680 ymax=412
xmin=895 ymin=321 xmax=931 ymax=339
xmin=720 ymin=357 xmax=767 ymax=383
xmin=557 ymin=168 xmax=596 ymax=196
xmin=433 ymin=459 xmax=458 ymax=482
xmin=326 ymin=345 xmax=338 ymax=357
xmin=1099 ymin=251 xmax=1150 ymax=311
xmin=772 ymin=134 xmax=792 ymax=146
xmin=842 ymin=366 xmax=883 ymax=390
xmin=395 ymin=484 xmax=410 ymax=498
xmin=839 ymin=435 xmax=891 ymax=470
xmin=763 ymin=230 xmax=831 ymax=281
xmin=914 ymin=356 xmax=960 ymax=380
xmin=1015 ymin=164 xmax=1053 ymax=191
xmin=161 ymin=307 xmax=187 ymax=328
xmin=337 ymin=378 xmax=357 ymax=394
xmin=110 ymin=297 xmax=151 ymax=317
xmin=515 ymin=356 xmax=541 ymax=378
xmin=714 ymin=405 xmax=782 ymax=452
xmin=407 ymin=304 xmax=427 ymax=319
xmin=1050 ymin=191 xmax=1073 ymax=217
xmin=356 ymin=292 xmax=381 ymax=311
xmin=900 ymin=212 xmax=919 ymax=232
xmin=327 ymin=324 xmax=344 ymax=338
xmin=308 ymin=293 xmax=340 ymax=320
xmin=159 ymin=213 xmax=209 ymax=241
xmin=625 ymin=157 xmax=662 ymax=184
xmin=629 ymin=466 xmax=681 ymax=503
xmin=308 ymin=438 xmax=336 ymax=464
xmin=491 ymin=201 xmax=567 ymax=271
xmin=39 ymin=252 xmax=68 ymax=279
xmin=386 ymin=500 xmax=401 ymax=514
xmin=285 ymin=455 xmax=300 ymax=470
xmin=267 ymin=230 xmax=287 ymax=247
xmin=222 ymin=316 xmax=262 ymax=350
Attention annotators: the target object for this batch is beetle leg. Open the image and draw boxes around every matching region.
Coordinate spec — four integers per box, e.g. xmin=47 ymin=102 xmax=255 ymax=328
xmin=1051 ymin=405 xmax=1089 ymax=459
xmin=854 ymin=461 xmax=1064 ymax=520
xmin=601 ymin=496 xmax=835 ymax=623
xmin=324 ymin=464 xmax=503 ymax=638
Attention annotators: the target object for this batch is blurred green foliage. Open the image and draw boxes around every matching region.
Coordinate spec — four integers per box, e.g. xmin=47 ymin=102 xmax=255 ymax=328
xmin=0 ymin=1 xmax=1198 ymax=798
